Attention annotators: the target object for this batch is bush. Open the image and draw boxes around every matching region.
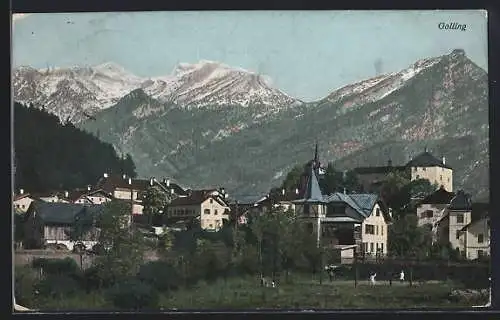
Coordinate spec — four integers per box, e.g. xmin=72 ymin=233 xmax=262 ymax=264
xmin=105 ymin=278 xmax=159 ymax=310
xmin=137 ymin=261 xmax=181 ymax=292
xmin=81 ymin=262 xmax=126 ymax=291
xmin=32 ymin=257 xmax=81 ymax=277
xmin=14 ymin=266 xmax=40 ymax=307
xmin=35 ymin=274 xmax=81 ymax=299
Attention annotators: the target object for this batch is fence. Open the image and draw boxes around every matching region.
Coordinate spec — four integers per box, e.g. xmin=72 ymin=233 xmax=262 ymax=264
xmin=329 ymin=258 xmax=490 ymax=289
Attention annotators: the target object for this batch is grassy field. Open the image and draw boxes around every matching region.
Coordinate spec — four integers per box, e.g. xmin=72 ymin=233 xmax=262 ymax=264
xmin=157 ymin=276 xmax=483 ymax=309
xmin=22 ymin=274 xmax=488 ymax=311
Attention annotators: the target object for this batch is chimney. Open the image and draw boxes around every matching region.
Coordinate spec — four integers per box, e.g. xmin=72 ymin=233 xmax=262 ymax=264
xmin=282 ymin=189 xmax=285 ymax=195
xmin=387 ymin=159 xmax=392 ymax=167
xmin=103 ymin=173 xmax=109 ymax=178
xmin=221 ymin=188 xmax=225 ymax=194
xmin=295 ymin=188 xmax=299 ymax=195
xmin=65 ymin=191 xmax=69 ymax=198
xmin=170 ymin=188 xmax=174 ymax=194
xmin=442 ymin=156 xmax=446 ymax=165
xmin=122 ymin=174 xmax=127 ymax=179
xmin=128 ymin=178 xmax=132 ymax=185
xmin=224 ymin=193 xmax=228 ymax=199
xmin=19 ymin=189 xmax=24 ymax=195
xmin=149 ymin=178 xmax=154 ymax=186
xmin=343 ymin=187 xmax=347 ymax=195
xmin=87 ymin=185 xmax=91 ymax=191
xmin=166 ymin=179 xmax=170 ymax=187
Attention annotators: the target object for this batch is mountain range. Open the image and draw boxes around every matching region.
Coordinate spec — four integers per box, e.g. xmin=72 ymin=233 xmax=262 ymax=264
xmin=12 ymin=49 xmax=489 ymax=201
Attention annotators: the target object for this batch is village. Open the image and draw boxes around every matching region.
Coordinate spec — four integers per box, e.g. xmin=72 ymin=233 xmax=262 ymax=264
xmin=13 ymin=145 xmax=490 ymax=263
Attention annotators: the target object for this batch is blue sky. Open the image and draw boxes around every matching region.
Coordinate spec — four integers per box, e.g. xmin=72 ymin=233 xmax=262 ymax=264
xmin=12 ymin=10 xmax=487 ymax=101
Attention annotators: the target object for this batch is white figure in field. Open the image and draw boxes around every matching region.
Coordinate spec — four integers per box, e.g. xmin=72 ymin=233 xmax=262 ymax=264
xmin=271 ymin=281 xmax=276 ymax=288
xmin=400 ymin=270 xmax=405 ymax=282
xmin=370 ymin=273 xmax=377 ymax=285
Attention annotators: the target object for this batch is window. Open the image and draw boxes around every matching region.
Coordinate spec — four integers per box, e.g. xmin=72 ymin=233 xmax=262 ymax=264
xmin=15 ymin=204 xmax=20 ymax=209
xmin=214 ymin=209 xmax=218 ymax=215
xmin=416 ymin=175 xmax=420 ymax=179
xmin=381 ymin=226 xmax=384 ymax=236
xmin=422 ymin=167 xmax=426 ymax=171
xmin=365 ymin=224 xmax=375 ymax=235
xmin=210 ymin=199 xmax=213 ymax=204
xmin=209 ymin=223 xmax=213 ymax=228
xmin=204 ymin=209 xmax=210 ymax=215
xmin=478 ymin=234 xmax=484 ymax=243
xmin=363 ymin=242 xmax=368 ymax=252
xmin=425 ymin=210 xmax=434 ymax=218
xmin=376 ymin=225 xmax=379 ymax=235
xmin=440 ymin=175 xmax=443 ymax=181
xmin=376 ymin=208 xmax=380 ymax=216
xmin=456 ymin=230 xmax=461 ymax=240
xmin=478 ymin=250 xmax=484 ymax=258
xmin=380 ymin=243 xmax=384 ymax=253
xmin=370 ymin=242 xmax=374 ymax=252
xmin=448 ymin=177 xmax=450 ymax=182
xmin=456 ymin=214 xmax=464 ymax=223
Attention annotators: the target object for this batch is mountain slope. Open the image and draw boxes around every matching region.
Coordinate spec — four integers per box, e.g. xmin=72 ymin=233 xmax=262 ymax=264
xmin=13 ymin=102 xmax=137 ymax=193
xmin=15 ymin=49 xmax=489 ymax=200
xmin=12 ymin=61 xmax=301 ymax=123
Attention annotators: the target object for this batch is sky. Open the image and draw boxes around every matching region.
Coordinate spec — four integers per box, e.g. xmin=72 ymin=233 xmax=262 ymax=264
xmin=11 ymin=11 xmax=488 ymax=102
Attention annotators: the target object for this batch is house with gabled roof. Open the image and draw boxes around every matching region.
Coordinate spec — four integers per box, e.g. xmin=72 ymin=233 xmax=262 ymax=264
xmin=292 ymin=159 xmax=391 ymax=263
xmin=23 ymin=201 xmax=105 ymax=250
xmin=353 ymin=148 xmax=453 ymax=193
xmin=435 ymin=190 xmax=473 ymax=255
xmin=63 ymin=188 xmax=114 ymax=205
xmin=416 ymin=186 xmax=456 ymax=228
xmin=166 ymin=189 xmax=230 ymax=231
xmin=13 ymin=189 xmax=36 ymax=213
xmin=460 ymin=203 xmax=489 ymax=260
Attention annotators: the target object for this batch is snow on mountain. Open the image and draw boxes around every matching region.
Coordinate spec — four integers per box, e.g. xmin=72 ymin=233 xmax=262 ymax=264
xmin=144 ymin=60 xmax=299 ymax=108
xmin=320 ymin=56 xmax=443 ymax=114
xmin=12 ymin=63 xmax=145 ymax=122
xmin=13 ymin=60 xmax=301 ymax=123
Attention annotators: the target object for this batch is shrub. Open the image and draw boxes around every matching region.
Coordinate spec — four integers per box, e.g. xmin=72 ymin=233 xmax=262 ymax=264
xmin=137 ymin=261 xmax=181 ymax=292
xmin=105 ymin=278 xmax=159 ymax=310
xmin=32 ymin=257 xmax=80 ymax=276
xmin=14 ymin=266 xmax=40 ymax=307
xmin=35 ymin=274 xmax=81 ymax=299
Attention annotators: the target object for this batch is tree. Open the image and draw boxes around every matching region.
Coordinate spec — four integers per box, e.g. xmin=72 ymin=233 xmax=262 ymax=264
xmin=142 ymin=186 xmax=169 ymax=226
xmin=388 ymin=214 xmax=433 ymax=258
xmin=93 ymin=201 xmax=147 ymax=286
xmin=280 ymin=164 xmax=304 ymax=191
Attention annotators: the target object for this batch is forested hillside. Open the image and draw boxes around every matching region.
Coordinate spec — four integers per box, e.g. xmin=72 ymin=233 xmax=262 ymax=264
xmin=13 ymin=102 xmax=137 ymax=193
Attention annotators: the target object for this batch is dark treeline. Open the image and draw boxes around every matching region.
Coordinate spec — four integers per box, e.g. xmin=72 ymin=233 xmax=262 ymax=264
xmin=13 ymin=102 xmax=137 ymax=193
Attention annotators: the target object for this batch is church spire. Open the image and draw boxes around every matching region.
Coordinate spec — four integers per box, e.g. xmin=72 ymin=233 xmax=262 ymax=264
xmin=314 ymin=141 xmax=319 ymax=164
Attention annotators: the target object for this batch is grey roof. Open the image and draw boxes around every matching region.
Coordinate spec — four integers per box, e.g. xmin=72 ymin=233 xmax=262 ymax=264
xmin=29 ymin=201 xmax=105 ymax=225
xmin=448 ymin=190 xmax=472 ymax=211
xmin=420 ymin=186 xmax=455 ymax=205
xmin=406 ymin=151 xmax=452 ymax=169
xmin=326 ymin=193 xmax=364 ymax=216
xmin=349 ymin=194 xmax=379 ymax=216
xmin=293 ymin=166 xmax=326 ymax=204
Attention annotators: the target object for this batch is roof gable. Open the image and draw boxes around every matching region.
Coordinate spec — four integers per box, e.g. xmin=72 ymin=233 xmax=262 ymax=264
xmin=420 ymin=186 xmax=455 ymax=205
xmin=448 ymin=190 xmax=472 ymax=211
xmin=406 ymin=151 xmax=451 ymax=169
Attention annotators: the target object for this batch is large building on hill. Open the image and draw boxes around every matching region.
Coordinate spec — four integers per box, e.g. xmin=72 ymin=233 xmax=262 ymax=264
xmin=353 ymin=149 xmax=453 ymax=193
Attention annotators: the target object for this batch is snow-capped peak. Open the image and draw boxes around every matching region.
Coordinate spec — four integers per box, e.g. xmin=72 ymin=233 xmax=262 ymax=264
xmin=321 ymin=55 xmax=443 ymax=113
xmin=145 ymin=60 xmax=299 ymax=108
